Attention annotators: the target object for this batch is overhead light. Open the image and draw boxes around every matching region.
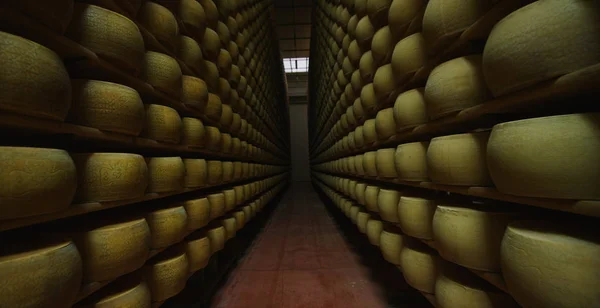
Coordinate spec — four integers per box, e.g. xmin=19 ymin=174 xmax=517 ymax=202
xmin=283 ymin=57 xmax=309 ymax=73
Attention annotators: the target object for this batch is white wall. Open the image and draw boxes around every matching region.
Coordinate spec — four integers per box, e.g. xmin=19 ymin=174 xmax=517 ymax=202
xmin=288 ymin=104 xmax=311 ymax=182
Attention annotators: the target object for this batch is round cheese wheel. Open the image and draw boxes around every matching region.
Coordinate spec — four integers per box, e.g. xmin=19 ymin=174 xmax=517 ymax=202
xmin=219 ymin=104 xmax=234 ymax=130
xmin=424 ymin=55 xmax=489 ymax=120
xmin=376 ymin=148 xmax=398 ymax=178
xmin=222 ymin=162 xmax=234 ymax=183
xmin=380 ymin=226 xmax=404 ymax=265
xmin=397 ymin=195 xmax=436 ymax=240
xmin=146 ymin=157 xmax=185 ymax=193
xmin=371 ymin=26 xmax=394 ymax=65
xmin=142 ymin=52 xmax=183 ymax=99
xmin=197 ymin=0 xmax=218 ymax=28
xmin=73 ymin=217 xmax=150 ymax=282
xmin=178 ymin=35 xmax=204 ymax=74
xmin=391 ymin=32 xmax=427 ymax=78
xmin=205 ymin=93 xmax=223 ymax=122
xmin=354 ymin=126 xmax=365 ymax=148
xmin=75 ymin=275 xmax=151 ymax=308
xmin=182 ymin=197 xmax=210 ymax=231
xmin=137 ymin=2 xmax=179 ymax=52
xmin=223 ymin=188 xmax=236 ymax=211
xmin=221 ymin=216 xmax=237 ymax=240
xmin=373 ymin=64 xmax=401 ymax=104
xmin=201 ymin=28 xmax=222 ymax=61
xmin=0 ymin=147 xmax=76 ymax=219
xmin=242 ymin=205 xmax=252 ymax=222
xmin=207 ymin=192 xmax=225 ymax=220
xmin=393 ymin=88 xmax=427 ymax=131
xmin=347 ymin=156 xmax=357 ymax=174
xmin=375 ymin=108 xmax=396 ymax=140
xmin=0 ymin=238 xmax=82 ymax=307
xmin=233 ymin=163 xmax=243 ymax=181
xmin=355 ymin=182 xmax=367 ymax=206
xmin=436 ymin=260 xmax=518 ymax=308
xmin=73 ymin=153 xmax=148 ymax=202
xmin=6 ymin=0 xmax=74 ymax=33
xmin=182 ymin=76 xmax=209 ymax=110
xmin=487 ymin=113 xmax=600 ymax=200
xmin=141 ymin=104 xmax=182 ymax=144
xmin=354 ymin=154 xmax=366 ymax=176
xmin=186 ymin=231 xmax=211 ymax=272
xmin=366 ymin=218 xmax=383 ymax=246
xmin=400 ymin=239 xmax=438 ymax=293
xmin=360 ymin=83 xmax=377 ymax=116
xmin=355 ymin=16 xmax=375 ymax=49
xmin=183 ymin=159 xmax=207 ymax=188
xmin=501 ymin=221 xmax=600 ymax=308
xmin=350 ymin=205 xmax=361 ymax=224
xmin=220 ymin=133 xmax=233 ymax=153
xmin=69 ymin=80 xmax=144 ymax=135
xmin=363 ymin=151 xmax=378 ymax=178
xmin=483 ymin=0 xmax=600 ymax=97
xmin=233 ymin=210 xmax=246 ymax=230
xmin=67 ymin=4 xmax=144 ymax=72
xmin=357 ymin=211 xmax=371 ymax=233
xmin=206 ymin=160 xmax=223 ymax=186
xmin=395 ymin=142 xmax=428 ymax=181
xmin=367 ymin=0 xmax=392 ymax=28
xmin=158 ymin=0 xmax=207 ymax=38
xmin=144 ymin=247 xmax=189 ymax=302
xmin=427 ymin=131 xmax=492 ymax=186
xmin=0 ymin=32 xmax=71 ymax=120
xmin=347 ymin=40 xmax=363 ymax=66
xmin=206 ymin=223 xmax=226 ymax=253
xmin=363 ymin=119 xmax=378 ymax=146
xmin=145 ymin=204 xmax=188 ymax=249
xmin=353 ymin=98 xmax=366 ymax=122
xmin=388 ymin=0 xmax=425 ymax=38
xmin=204 ymin=126 xmax=222 ymax=151
xmin=377 ymin=188 xmax=401 ymax=223
xmin=200 ymin=60 xmax=220 ymax=90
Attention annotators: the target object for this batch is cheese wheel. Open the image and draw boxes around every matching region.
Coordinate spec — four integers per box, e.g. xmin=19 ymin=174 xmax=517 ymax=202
xmin=185 ymin=231 xmax=211 ymax=272
xmin=5 ymin=0 xmax=74 ymax=33
xmin=380 ymin=226 xmax=404 ymax=265
xmin=205 ymin=93 xmax=223 ymax=121
xmin=137 ymin=2 xmax=179 ymax=52
xmin=366 ymin=218 xmax=383 ymax=246
xmin=182 ymin=197 xmax=210 ymax=231
xmin=233 ymin=162 xmax=243 ymax=181
xmin=141 ymin=104 xmax=182 ymax=143
xmin=422 ymin=0 xmax=493 ymax=53
xmin=354 ymin=126 xmax=365 ymax=148
xmin=75 ymin=275 xmax=151 ymax=308
xmin=141 ymin=52 xmax=183 ymax=99
xmin=146 ymin=157 xmax=185 ymax=193
xmin=501 ymin=221 xmax=600 ymax=308
xmin=206 ymin=223 xmax=226 ymax=253
xmin=391 ymin=33 xmax=426 ymax=78
xmin=69 ymin=80 xmax=144 ymax=135
xmin=363 ymin=119 xmax=378 ymax=146
xmin=360 ymin=83 xmax=377 ymax=115
xmin=350 ymin=205 xmax=360 ymax=224
xmin=377 ymin=188 xmax=401 ymax=223
xmin=233 ymin=210 xmax=246 ymax=230
xmin=220 ymin=104 xmax=234 ymax=129
xmin=0 ymin=147 xmax=76 ymax=219
xmin=355 ymin=16 xmax=375 ymax=49
xmin=487 ymin=113 xmax=600 ymax=200
xmin=375 ymin=108 xmax=396 ymax=140
xmin=182 ymin=76 xmax=209 ymax=110
xmin=0 ymin=32 xmax=71 ymax=120
xmin=373 ymin=64 xmax=401 ymax=104
xmin=483 ymin=0 xmax=600 ymax=97
xmin=144 ymin=246 xmax=189 ymax=302
xmin=436 ymin=260 xmax=518 ymax=308
xmin=355 ymin=182 xmax=367 ymax=206
xmin=242 ymin=205 xmax=252 ymax=222
xmin=204 ymin=126 xmax=222 ymax=151
xmin=367 ymin=0 xmax=392 ymax=28
xmin=354 ymin=154 xmax=366 ymax=176
xmin=182 ymin=117 xmax=206 ymax=147
xmin=157 ymin=0 xmax=206 ymax=38
xmin=66 ymin=4 xmax=144 ymax=72
xmin=395 ymin=142 xmax=428 ymax=181
xmin=178 ymin=36 xmax=203 ymax=74
xmin=427 ymin=131 xmax=492 ymax=186
xmin=73 ymin=217 xmax=151 ymax=282
xmin=0 ymin=238 xmax=82 ymax=307
xmin=201 ymin=28 xmax=222 ymax=60
xmin=393 ymin=88 xmax=427 ymax=131
xmin=223 ymin=188 xmax=236 ymax=211
xmin=376 ymin=148 xmax=398 ymax=178
xmin=388 ymin=0 xmax=425 ymax=38
xmin=397 ymin=195 xmax=436 ymax=239
xmin=357 ymin=211 xmax=371 ymax=233
xmin=201 ymin=60 xmax=220 ymax=90
xmin=424 ymin=55 xmax=489 ymax=119
xmin=207 ymin=192 xmax=225 ymax=220
xmin=371 ymin=26 xmax=394 ymax=65
xmin=222 ymin=162 xmax=234 ymax=183
xmin=400 ymin=240 xmax=438 ymax=293
xmin=145 ymin=204 xmax=188 ymax=248
xmin=353 ymin=98 xmax=366 ymax=123
xmin=183 ymin=159 xmax=207 ymax=188
xmin=221 ymin=216 xmax=237 ymax=240
xmin=206 ymin=160 xmax=223 ymax=186
xmin=73 ymin=153 xmax=148 ymax=202
xmin=220 ymin=133 xmax=233 ymax=153
xmin=363 ymin=151 xmax=378 ymax=177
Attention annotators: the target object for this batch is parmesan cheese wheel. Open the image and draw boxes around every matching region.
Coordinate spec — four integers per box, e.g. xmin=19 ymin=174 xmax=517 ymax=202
xmin=388 ymin=0 xmax=425 ymax=38
xmin=355 ymin=16 xmax=375 ymax=49
xmin=363 ymin=151 xmax=378 ymax=178
xmin=483 ymin=0 xmax=600 ymax=97
xmin=183 ymin=159 xmax=207 ymax=188
xmin=242 ymin=205 xmax=252 ymax=222
xmin=69 ymin=80 xmax=144 ymax=135
xmin=221 ymin=216 xmax=237 ymax=240
xmin=0 ymin=238 xmax=82 ymax=307
xmin=348 ymin=40 xmax=363 ymax=66
xmin=379 ymin=226 xmax=404 ymax=265
xmin=377 ymin=188 xmax=401 ymax=223
xmin=399 ymin=239 xmax=438 ymax=293
xmin=391 ymin=33 xmax=426 ymax=78
xmin=0 ymin=32 xmax=71 ymax=120
xmin=223 ymin=188 xmax=236 ymax=211
xmin=436 ymin=260 xmax=519 ymax=308
xmin=142 ymin=52 xmax=183 ymax=99
xmin=220 ymin=104 xmax=234 ymax=129
xmin=182 ymin=117 xmax=206 ymax=147
xmin=220 ymin=133 xmax=233 ymax=153
xmin=67 ymin=4 xmax=144 ymax=72
xmin=201 ymin=28 xmax=222 ymax=60
xmin=208 ymin=192 xmax=225 ymax=220
xmin=433 ymin=203 xmax=519 ymax=272
xmin=157 ymin=0 xmax=206 ymax=38
xmin=145 ymin=204 xmax=188 ymax=248
xmin=393 ymin=88 xmax=427 ymax=131
xmin=222 ymin=162 xmax=234 ymax=183
xmin=75 ymin=275 xmax=151 ymax=308
xmin=355 ymin=182 xmax=367 ymax=206
xmin=201 ymin=60 xmax=220 ymax=90
xmin=487 ymin=113 xmax=600 ymax=200
xmin=185 ymin=231 xmax=211 ymax=272
xmin=141 ymin=104 xmax=182 ymax=144
xmin=424 ymin=55 xmax=489 ymax=120
xmin=205 ymin=93 xmax=223 ymax=121
xmin=371 ymin=26 xmax=394 ymax=65
xmin=0 ymin=147 xmax=77 ymax=219
xmin=73 ymin=217 xmax=151 ymax=282
xmin=233 ymin=162 xmax=243 ymax=181
xmin=350 ymin=205 xmax=361 ymax=224
xmin=182 ymin=76 xmax=209 ymax=110
xmin=397 ymin=195 xmax=436 ymax=239
xmin=73 ymin=153 xmax=148 ymax=202
xmin=357 ymin=211 xmax=371 ymax=233
xmin=206 ymin=160 xmax=223 ymax=186
xmin=427 ymin=132 xmax=492 ymax=186
xmin=204 ymin=126 xmax=222 ymax=151
xmin=144 ymin=247 xmax=189 ymax=302
xmin=501 ymin=221 xmax=600 ymax=308
xmin=197 ymin=0 xmax=218 ymax=28
xmin=367 ymin=0 xmax=392 ymax=28
xmin=360 ymin=83 xmax=377 ymax=115
xmin=363 ymin=119 xmax=379 ymax=146
xmin=5 ymin=0 xmax=74 ymax=33
xmin=354 ymin=126 xmax=365 ymax=148
xmin=366 ymin=218 xmax=384 ymax=246
xmin=353 ymin=99 xmax=366 ymax=122
xmin=395 ymin=142 xmax=428 ymax=181
xmin=206 ymin=223 xmax=226 ymax=253
xmin=376 ymin=148 xmax=398 ymax=178
xmin=355 ymin=154 xmax=366 ymax=176
xmin=373 ymin=64 xmax=401 ymax=104
xmin=137 ymin=2 xmax=179 ymax=52
xmin=375 ymin=108 xmax=396 ymax=140
xmin=178 ymin=36 xmax=203 ymax=74
xmin=233 ymin=210 xmax=246 ymax=230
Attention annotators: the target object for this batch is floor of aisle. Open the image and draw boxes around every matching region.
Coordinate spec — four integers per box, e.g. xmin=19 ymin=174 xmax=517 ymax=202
xmin=209 ymin=182 xmax=430 ymax=308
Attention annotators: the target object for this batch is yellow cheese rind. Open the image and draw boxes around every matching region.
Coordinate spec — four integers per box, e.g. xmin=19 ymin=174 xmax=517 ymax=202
xmin=379 ymin=227 xmax=404 ymax=265
xmin=233 ymin=210 xmax=246 ymax=230
xmin=208 ymin=193 xmax=225 ymax=220
xmin=145 ymin=247 xmax=189 ymax=302
xmin=400 ymin=240 xmax=437 ymax=293
xmin=373 ymin=64 xmax=400 ymax=104
xmin=207 ymin=160 xmax=223 ymax=186
xmin=182 ymin=76 xmax=208 ymax=110
xmin=0 ymin=147 xmax=76 ymax=219
xmin=395 ymin=142 xmax=428 ymax=181
xmin=207 ymin=223 xmax=226 ymax=253
xmin=366 ymin=218 xmax=383 ymax=246
xmin=487 ymin=113 xmax=600 ymax=200
xmin=376 ymin=148 xmax=398 ymax=178
xmin=393 ymin=88 xmax=427 ymax=131
xmin=391 ymin=32 xmax=427 ymax=78
xmin=178 ymin=35 xmax=204 ymax=74
xmin=141 ymin=52 xmax=183 ymax=99
xmin=221 ymin=216 xmax=237 ymax=240
xmin=141 ymin=104 xmax=182 ymax=144
xmin=375 ymin=108 xmax=396 ymax=140
xmin=363 ymin=151 xmax=378 ymax=178
xmin=0 ymin=32 xmax=71 ymax=120
xmin=73 ymin=153 xmax=148 ymax=202
xmin=183 ymin=197 xmax=210 ymax=230
xmin=145 ymin=205 xmax=188 ymax=249
xmin=388 ymin=0 xmax=425 ymax=37
xmin=183 ymin=159 xmax=207 ymax=188
xmin=357 ymin=211 xmax=371 ymax=233
xmin=145 ymin=157 xmax=185 ymax=193
xmin=137 ymin=2 xmax=179 ymax=52
xmin=377 ymin=188 xmax=400 ymax=223
xmin=182 ymin=117 xmax=206 ymax=147
xmin=397 ymin=195 xmax=436 ymax=239
xmin=75 ymin=275 xmax=151 ymax=307
xmin=186 ymin=232 xmax=211 ymax=272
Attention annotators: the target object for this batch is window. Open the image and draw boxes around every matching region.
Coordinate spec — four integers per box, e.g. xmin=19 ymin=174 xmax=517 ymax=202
xmin=283 ymin=57 xmax=309 ymax=73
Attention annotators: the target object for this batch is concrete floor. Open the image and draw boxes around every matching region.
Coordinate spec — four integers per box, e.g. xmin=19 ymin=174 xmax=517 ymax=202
xmin=210 ymin=182 xmax=430 ymax=308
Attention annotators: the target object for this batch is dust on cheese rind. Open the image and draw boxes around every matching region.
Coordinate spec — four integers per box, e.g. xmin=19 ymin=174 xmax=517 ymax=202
xmin=145 ymin=157 xmax=185 ymax=193
xmin=145 ymin=205 xmax=188 ymax=249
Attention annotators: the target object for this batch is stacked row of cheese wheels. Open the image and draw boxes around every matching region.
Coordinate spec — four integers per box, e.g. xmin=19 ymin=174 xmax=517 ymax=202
xmin=313 ymin=173 xmax=599 ymax=308
xmin=0 ymin=174 xmax=287 ymax=307
xmin=309 ymin=0 xmax=600 ymax=307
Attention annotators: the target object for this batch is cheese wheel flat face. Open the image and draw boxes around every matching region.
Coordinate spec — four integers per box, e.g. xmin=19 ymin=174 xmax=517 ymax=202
xmin=391 ymin=32 xmax=426 ymax=78
xmin=146 ymin=157 xmax=185 ymax=193
xmin=69 ymin=80 xmax=144 ymax=136
xmin=393 ymin=88 xmax=427 ymax=131
xmin=5 ymin=0 xmax=74 ymax=33
xmin=73 ymin=153 xmax=148 ymax=202
xmin=0 ymin=32 xmax=71 ymax=120
xmin=388 ymin=0 xmax=425 ymax=38
xmin=183 ymin=197 xmax=210 ymax=230
xmin=75 ymin=276 xmax=151 ymax=308
xmin=73 ymin=217 xmax=151 ymax=282
xmin=141 ymin=52 xmax=183 ymax=99
xmin=141 ymin=104 xmax=182 ymax=144
xmin=67 ymin=4 xmax=144 ymax=72
xmin=395 ymin=142 xmax=428 ymax=181
xmin=145 ymin=247 xmax=189 ymax=302
xmin=487 ymin=113 xmax=600 ymax=200
xmin=186 ymin=233 xmax=211 ymax=272
xmin=400 ymin=240 xmax=438 ymax=293
xmin=427 ymin=131 xmax=492 ymax=186
xmin=424 ymin=55 xmax=489 ymax=120
xmin=397 ymin=195 xmax=436 ymax=239
xmin=178 ymin=35 xmax=204 ymax=74
xmin=183 ymin=159 xmax=207 ymax=188
xmin=377 ymin=188 xmax=401 ymax=223
xmin=483 ymin=0 xmax=600 ymax=97
xmin=501 ymin=221 xmax=600 ymax=308
xmin=379 ymin=227 xmax=404 ymax=265
xmin=207 ymin=224 xmax=226 ymax=253
xmin=145 ymin=205 xmax=188 ymax=249
xmin=137 ymin=2 xmax=179 ymax=52
xmin=0 ymin=147 xmax=76 ymax=219
xmin=376 ymin=148 xmax=398 ymax=178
